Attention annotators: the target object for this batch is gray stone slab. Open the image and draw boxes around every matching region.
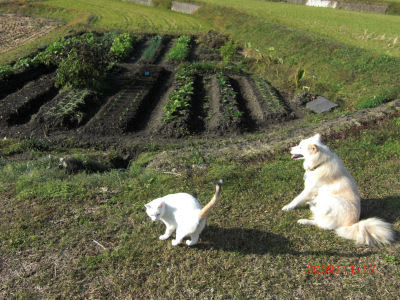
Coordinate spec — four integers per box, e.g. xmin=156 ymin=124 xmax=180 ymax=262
xmin=306 ymin=96 xmax=338 ymax=113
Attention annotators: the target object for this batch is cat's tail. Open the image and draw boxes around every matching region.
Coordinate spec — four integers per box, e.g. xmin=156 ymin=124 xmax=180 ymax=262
xmin=199 ymin=179 xmax=223 ymax=220
xmin=335 ymin=217 xmax=394 ymax=246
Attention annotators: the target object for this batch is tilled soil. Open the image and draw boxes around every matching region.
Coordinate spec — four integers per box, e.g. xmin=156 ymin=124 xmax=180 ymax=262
xmin=0 ymin=34 xmax=297 ymax=147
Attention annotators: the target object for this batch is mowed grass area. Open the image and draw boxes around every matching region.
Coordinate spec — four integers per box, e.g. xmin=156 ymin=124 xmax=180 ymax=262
xmin=195 ymin=0 xmax=400 ymax=108
xmin=1 ymin=118 xmax=399 ymax=298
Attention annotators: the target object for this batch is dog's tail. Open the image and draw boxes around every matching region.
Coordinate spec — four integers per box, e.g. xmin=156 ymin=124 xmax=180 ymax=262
xmin=335 ymin=217 xmax=394 ymax=246
xmin=199 ymin=179 xmax=223 ymax=220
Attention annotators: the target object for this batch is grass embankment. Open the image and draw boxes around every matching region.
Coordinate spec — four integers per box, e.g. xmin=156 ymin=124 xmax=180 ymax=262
xmin=1 ymin=117 xmax=399 ymax=298
xmin=0 ymin=0 xmax=211 ymax=65
xmin=195 ymin=0 xmax=400 ymax=108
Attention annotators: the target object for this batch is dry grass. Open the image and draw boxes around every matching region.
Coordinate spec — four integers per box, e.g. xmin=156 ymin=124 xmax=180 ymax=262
xmin=0 ymin=14 xmax=61 ymax=54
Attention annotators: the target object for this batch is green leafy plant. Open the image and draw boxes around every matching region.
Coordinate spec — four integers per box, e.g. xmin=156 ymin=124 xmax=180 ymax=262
xmin=216 ymin=72 xmax=242 ymax=122
xmin=220 ymin=40 xmax=238 ymax=63
xmin=55 ymin=36 xmax=112 ymax=89
xmin=295 ymin=68 xmax=306 ymax=88
xmin=166 ymin=35 xmax=191 ymax=62
xmin=163 ymin=65 xmax=195 ymax=122
xmin=110 ymin=33 xmax=136 ymax=61
xmin=384 ymin=255 xmax=399 ymax=265
xmin=0 ymin=65 xmax=13 ymax=80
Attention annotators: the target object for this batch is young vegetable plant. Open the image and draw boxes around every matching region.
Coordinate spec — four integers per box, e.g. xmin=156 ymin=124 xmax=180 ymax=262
xmin=216 ymin=72 xmax=242 ymax=122
xmin=166 ymin=35 xmax=191 ymax=62
xmin=163 ymin=64 xmax=195 ymax=122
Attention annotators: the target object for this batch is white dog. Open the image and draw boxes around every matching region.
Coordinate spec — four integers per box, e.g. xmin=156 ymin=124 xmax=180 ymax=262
xmin=282 ymin=133 xmax=394 ymax=246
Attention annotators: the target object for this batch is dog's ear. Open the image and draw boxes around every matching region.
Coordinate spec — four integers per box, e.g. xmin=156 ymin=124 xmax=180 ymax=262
xmin=313 ymin=133 xmax=322 ymax=142
xmin=308 ymin=144 xmax=319 ymax=154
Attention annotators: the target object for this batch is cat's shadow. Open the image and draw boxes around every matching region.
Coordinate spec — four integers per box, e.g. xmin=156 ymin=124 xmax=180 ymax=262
xmin=197 ymin=225 xmax=291 ymax=255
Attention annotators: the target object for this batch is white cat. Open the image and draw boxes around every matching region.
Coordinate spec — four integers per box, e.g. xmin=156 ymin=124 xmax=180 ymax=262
xmin=145 ymin=179 xmax=223 ymax=246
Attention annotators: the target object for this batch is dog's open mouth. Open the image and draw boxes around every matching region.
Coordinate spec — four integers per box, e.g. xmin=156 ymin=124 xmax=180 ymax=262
xmin=291 ymin=154 xmax=304 ymax=159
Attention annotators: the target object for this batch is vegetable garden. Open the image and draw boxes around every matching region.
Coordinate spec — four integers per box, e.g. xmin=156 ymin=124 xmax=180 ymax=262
xmin=0 ymin=31 xmax=295 ymax=143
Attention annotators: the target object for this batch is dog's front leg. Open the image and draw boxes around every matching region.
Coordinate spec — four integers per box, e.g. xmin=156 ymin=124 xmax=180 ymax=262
xmin=282 ymin=188 xmax=315 ymax=211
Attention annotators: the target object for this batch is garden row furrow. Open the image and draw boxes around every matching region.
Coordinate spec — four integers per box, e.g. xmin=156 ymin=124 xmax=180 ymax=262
xmin=31 ymin=89 xmax=101 ymax=132
xmin=0 ymin=73 xmax=57 ymax=127
xmin=83 ymin=66 xmax=166 ymax=135
xmin=252 ymin=77 xmax=292 ymax=121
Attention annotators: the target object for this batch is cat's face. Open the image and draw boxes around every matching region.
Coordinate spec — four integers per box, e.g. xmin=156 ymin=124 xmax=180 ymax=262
xmin=144 ymin=200 xmax=164 ymax=222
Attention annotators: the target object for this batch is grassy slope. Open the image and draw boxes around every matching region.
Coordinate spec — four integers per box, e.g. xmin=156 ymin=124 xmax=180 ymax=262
xmin=194 ymin=1 xmax=400 ymax=108
xmin=200 ymin=0 xmax=400 ymax=57
xmin=0 ymin=117 xmax=399 ymax=298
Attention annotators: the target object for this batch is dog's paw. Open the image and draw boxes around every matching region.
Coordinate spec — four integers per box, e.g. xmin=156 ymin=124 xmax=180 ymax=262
xmin=159 ymin=234 xmax=169 ymax=240
xmin=171 ymin=239 xmax=180 ymax=246
xmin=298 ymin=219 xmax=314 ymax=225
xmin=282 ymin=204 xmax=295 ymax=211
xmin=186 ymin=240 xmax=197 ymax=246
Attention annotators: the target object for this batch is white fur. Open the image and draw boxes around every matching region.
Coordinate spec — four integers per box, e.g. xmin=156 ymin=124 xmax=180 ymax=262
xmin=282 ymin=134 xmax=394 ymax=246
xmin=145 ymin=193 xmax=207 ymax=246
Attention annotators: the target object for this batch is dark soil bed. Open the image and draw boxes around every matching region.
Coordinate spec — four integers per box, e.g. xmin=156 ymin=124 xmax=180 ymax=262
xmin=83 ymin=65 xmax=168 ymax=135
xmin=0 ymin=32 xmax=300 ymax=145
xmin=0 ymin=72 xmax=57 ymax=127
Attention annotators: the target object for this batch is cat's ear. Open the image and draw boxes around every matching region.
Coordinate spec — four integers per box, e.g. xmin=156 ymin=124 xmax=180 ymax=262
xmin=157 ymin=202 xmax=164 ymax=209
xmin=144 ymin=203 xmax=151 ymax=209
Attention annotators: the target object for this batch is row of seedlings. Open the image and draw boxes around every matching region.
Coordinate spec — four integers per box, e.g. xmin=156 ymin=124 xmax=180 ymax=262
xmin=215 ymin=72 xmax=243 ymax=133
xmin=139 ymin=35 xmax=165 ymax=64
xmin=161 ymin=64 xmax=196 ymax=137
xmin=253 ymin=76 xmax=291 ymax=121
xmin=35 ymin=89 xmax=100 ymax=130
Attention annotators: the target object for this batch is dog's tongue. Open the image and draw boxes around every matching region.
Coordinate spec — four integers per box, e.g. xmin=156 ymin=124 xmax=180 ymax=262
xmin=291 ymin=154 xmax=296 ymax=159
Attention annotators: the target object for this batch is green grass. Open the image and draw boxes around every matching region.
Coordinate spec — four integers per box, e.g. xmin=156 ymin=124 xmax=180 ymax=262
xmin=195 ymin=2 xmax=400 ymax=108
xmin=0 ymin=118 xmax=399 ymax=298
xmin=199 ymin=0 xmax=400 ymax=57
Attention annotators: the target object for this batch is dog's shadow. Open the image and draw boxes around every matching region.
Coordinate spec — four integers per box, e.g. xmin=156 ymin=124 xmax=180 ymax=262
xmin=362 ymin=195 xmax=400 ymax=239
xmin=361 ymin=196 xmax=400 ymax=223
xmin=197 ymin=225 xmax=291 ymax=255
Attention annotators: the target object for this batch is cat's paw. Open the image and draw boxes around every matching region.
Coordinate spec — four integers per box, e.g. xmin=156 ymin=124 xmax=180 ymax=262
xmin=159 ymin=234 xmax=170 ymax=240
xmin=282 ymin=203 xmax=295 ymax=211
xmin=171 ymin=239 xmax=181 ymax=246
xmin=186 ymin=240 xmax=197 ymax=246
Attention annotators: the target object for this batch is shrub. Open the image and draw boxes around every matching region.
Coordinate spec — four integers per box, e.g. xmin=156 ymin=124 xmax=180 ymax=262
xmin=55 ymin=37 xmax=112 ymax=89
xmin=166 ymin=35 xmax=191 ymax=62
xmin=110 ymin=33 xmax=136 ymax=61
xmin=220 ymin=40 xmax=238 ymax=63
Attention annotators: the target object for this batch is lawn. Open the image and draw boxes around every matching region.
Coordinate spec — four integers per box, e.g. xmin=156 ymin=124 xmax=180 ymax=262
xmin=0 ymin=117 xmax=399 ymax=298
